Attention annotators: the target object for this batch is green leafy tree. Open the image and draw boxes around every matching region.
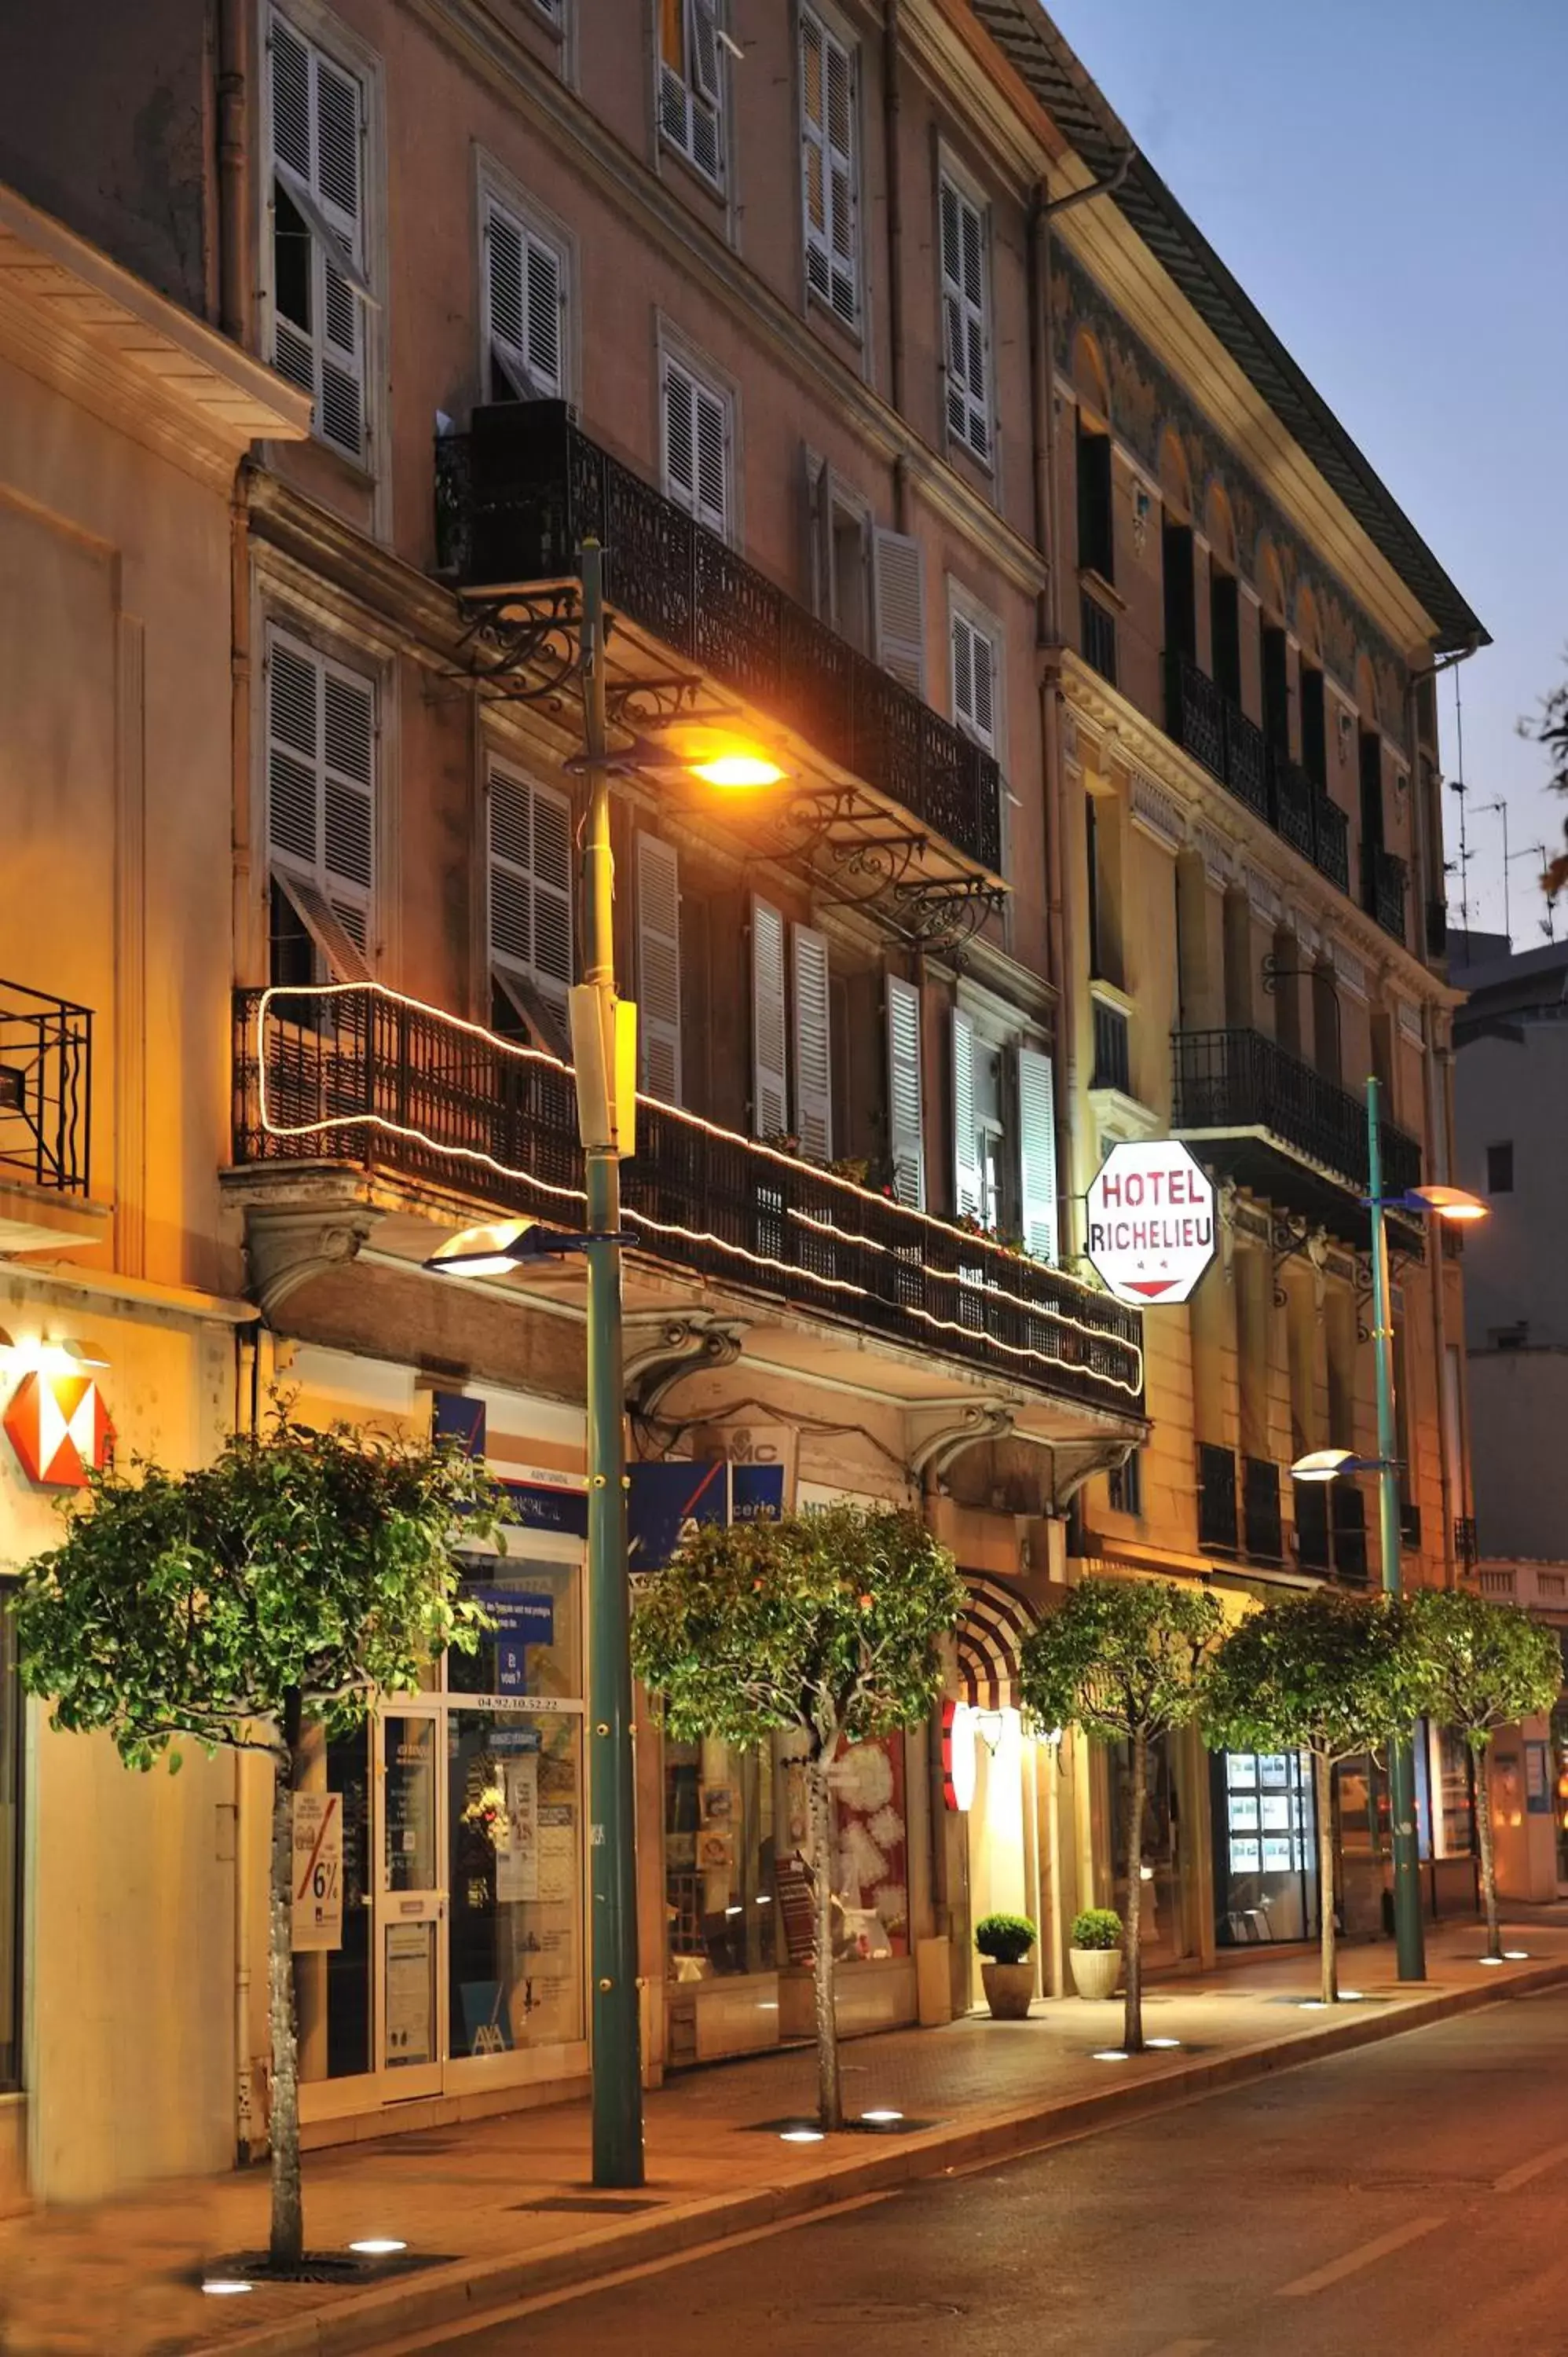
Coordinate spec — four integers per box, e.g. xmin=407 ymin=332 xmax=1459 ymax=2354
xmin=631 ymin=1503 xmax=964 ymax=2130
xmin=1020 ymin=1576 xmax=1223 ymax=2053
xmin=1405 ymin=1588 xmax=1563 ymax=1958
xmin=13 ymin=1409 xmax=504 ymax=2271
xmin=1203 ymin=1589 xmax=1424 ymax=2005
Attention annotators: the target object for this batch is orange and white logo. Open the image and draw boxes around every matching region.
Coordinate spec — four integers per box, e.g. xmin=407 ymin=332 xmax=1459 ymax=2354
xmin=4 ymin=1371 xmax=115 ymax=1488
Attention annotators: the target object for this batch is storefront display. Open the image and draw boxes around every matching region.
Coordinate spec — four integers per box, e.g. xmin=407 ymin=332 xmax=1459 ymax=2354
xmin=0 ymin=1600 xmax=19 ymax=2093
xmin=1211 ymin=1750 xmax=1317 ymax=1945
xmin=1553 ymin=1703 xmax=1568 ymax=1888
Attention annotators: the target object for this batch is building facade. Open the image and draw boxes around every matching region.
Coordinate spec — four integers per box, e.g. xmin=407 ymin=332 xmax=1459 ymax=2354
xmin=0 ymin=0 xmax=1478 ymax=2198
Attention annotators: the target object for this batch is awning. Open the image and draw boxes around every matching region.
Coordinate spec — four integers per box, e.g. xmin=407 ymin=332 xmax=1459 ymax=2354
xmin=956 ymin=1574 xmax=1040 ymax=1712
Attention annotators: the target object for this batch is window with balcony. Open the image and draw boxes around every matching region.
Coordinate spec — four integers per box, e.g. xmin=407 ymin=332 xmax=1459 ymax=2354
xmin=800 ymin=9 xmax=859 ymax=331
xmin=939 ymin=175 xmax=992 ymax=465
xmin=266 ymin=8 xmax=375 ymax=464
xmin=659 ymin=0 xmax=724 ymax=185
xmin=807 ymin=456 xmax=871 ymax=654
xmin=487 ymin=761 xmax=573 ymax=1050
xmin=749 ymin=899 xmax=837 ymax=1161
xmin=265 ymin=627 xmax=376 ymax=986
xmin=1108 ymin=1449 xmax=1143 ymax=1517
xmin=1299 ymin=662 xmax=1327 ymax=789
xmin=481 ymin=189 xmax=566 ymax=403
xmin=661 ymin=350 xmax=731 ymax=540
xmin=952 ymin=1010 xmax=1057 ymax=1259
xmin=1262 ymin=622 xmax=1290 ymax=757
xmin=885 ymin=973 xmax=925 ymax=1210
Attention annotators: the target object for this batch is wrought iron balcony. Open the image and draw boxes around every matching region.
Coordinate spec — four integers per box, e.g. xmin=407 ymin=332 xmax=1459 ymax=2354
xmin=434 ymin=403 xmax=1001 ymax=880
xmin=0 ymin=980 xmax=92 ymax=1196
xmin=1163 ymin=654 xmax=1351 ymax=896
xmin=1363 ymin=847 xmax=1409 ymax=946
xmin=234 ymin=986 xmax=1144 ymax=1418
xmin=1171 ymin=1026 xmax=1422 ymax=1233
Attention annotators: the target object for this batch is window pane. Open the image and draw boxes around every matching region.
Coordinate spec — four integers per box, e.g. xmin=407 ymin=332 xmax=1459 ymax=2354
xmin=450 ymin=1709 xmax=584 ymax=2052
xmin=0 ymin=1604 xmax=18 ymax=2091
xmin=294 ymin=1723 xmax=373 ymax=2083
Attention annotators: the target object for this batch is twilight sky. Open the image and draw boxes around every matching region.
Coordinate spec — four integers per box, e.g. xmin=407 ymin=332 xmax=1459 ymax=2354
xmin=1042 ymin=0 xmax=1568 ymax=948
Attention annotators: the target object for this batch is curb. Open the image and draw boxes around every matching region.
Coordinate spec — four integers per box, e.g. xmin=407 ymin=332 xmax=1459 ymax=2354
xmin=203 ymin=1956 xmax=1568 ymax=2357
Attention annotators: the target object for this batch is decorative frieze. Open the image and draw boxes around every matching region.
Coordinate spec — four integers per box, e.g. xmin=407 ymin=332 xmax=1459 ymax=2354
xmin=1129 ymin=771 xmax=1185 ymax=855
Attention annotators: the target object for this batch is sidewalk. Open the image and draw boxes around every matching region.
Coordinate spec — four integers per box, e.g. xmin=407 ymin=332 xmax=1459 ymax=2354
xmin=5 ymin=1914 xmax=1566 ymax=2357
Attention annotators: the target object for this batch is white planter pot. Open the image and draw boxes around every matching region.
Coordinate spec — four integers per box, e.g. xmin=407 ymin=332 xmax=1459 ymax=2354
xmin=1068 ymin=1945 xmax=1122 ymax=2001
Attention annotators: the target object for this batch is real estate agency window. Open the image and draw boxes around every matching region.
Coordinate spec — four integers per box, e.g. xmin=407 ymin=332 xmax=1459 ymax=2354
xmin=658 ymin=0 xmax=724 ymax=185
xmin=939 ymin=171 xmax=992 ymax=465
xmin=266 ymin=7 xmax=375 ymax=464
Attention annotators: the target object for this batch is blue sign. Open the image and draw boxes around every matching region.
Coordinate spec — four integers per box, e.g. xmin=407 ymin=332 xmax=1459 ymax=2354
xmin=503 ymin=1479 xmax=589 ymax=1538
xmin=434 ymin=1391 xmax=487 ymax=1457
xmin=732 ymin=1464 xmax=786 ymax=1525
xmin=471 ymin=1586 xmax=556 ymax=1692
xmin=626 ymin=1459 xmax=729 ymax=1569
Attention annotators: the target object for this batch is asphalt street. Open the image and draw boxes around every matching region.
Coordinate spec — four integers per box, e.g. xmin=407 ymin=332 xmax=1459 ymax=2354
xmin=401 ymin=1985 xmax=1568 ymax=2357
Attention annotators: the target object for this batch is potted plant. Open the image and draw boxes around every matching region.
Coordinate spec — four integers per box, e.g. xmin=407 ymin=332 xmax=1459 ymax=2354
xmin=976 ymin=1913 xmax=1037 ymax=2019
xmin=1068 ymin=1907 xmax=1123 ymax=2001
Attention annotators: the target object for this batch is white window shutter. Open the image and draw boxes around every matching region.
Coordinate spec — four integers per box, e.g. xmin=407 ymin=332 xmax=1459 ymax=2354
xmin=693 ymin=382 xmax=728 ymax=537
xmin=874 ymin=528 xmax=925 ymax=696
xmin=321 ymin=663 xmax=375 ymax=940
xmin=885 ymin=973 xmax=925 ymax=1211
xmin=266 ymin=633 xmax=321 ymax=873
xmin=939 ymin=176 xmax=990 ymax=463
xmin=636 ymin=833 xmax=683 ymax=1103
xmin=663 ymin=356 xmax=729 ymax=538
xmin=1017 ymin=1045 xmax=1059 ymax=1264
xmin=689 ymin=0 xmax=723 ymax=104
xmin=750 ymin=896 xmax=789 ymax=1138
xmin=663 ymin=361 xmax=696 ymax=510
xmin=800 ymin=10 xmax=858 ymax=328
xmin=485 ymin=200 xmax=563 ymax=400
xmin=529 ymin=781 xmax=573 ymax=1019
xmin=489 ymin=764 xmax=573 ymax=1027
xmin=951 ymin=610 xmax=995 ymax=751
xmin=791 ymin=923 xmax=833 ymax=1163
xmin=952 ymin=1006 xmax=981 ymax=1219
xmin=267 ymin=11 xmax=368 ymax=462
xmin=266 ymin=626 xmax=376 ymax=977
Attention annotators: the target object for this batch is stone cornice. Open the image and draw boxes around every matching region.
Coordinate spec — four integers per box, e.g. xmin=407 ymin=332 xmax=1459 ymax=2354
xmin=0 ymin=184 xmax=310 ymax=486
xmin=1051 ymin=647 xmax=1450 ymax=1005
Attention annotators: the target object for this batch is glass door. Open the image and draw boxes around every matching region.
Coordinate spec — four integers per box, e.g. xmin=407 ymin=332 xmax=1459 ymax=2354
xmin=377 ymin=1706 xmax=445 ymax=2099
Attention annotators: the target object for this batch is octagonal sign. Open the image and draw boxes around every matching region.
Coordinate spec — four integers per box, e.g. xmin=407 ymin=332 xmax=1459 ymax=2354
xmin=1085 ymin=1140 xmax=1216 ymax=1306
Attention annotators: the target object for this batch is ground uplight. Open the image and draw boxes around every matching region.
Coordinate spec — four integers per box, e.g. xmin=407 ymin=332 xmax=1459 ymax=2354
xmin=780 ymin=2127 xmax=824 ymax=2143
xmin=349 ymin=2238 xmax=407 ymax=2257
xmin=201 ymin=2279 xmax=254 ymax=2297
xmin=1145 ymin=2036 xmax=1181 ymax=2049
xmin=861 ymin=2109 xmax=903 ymax=2124
xmin=1092 ymin=2048 xmax=1130 ymax=2062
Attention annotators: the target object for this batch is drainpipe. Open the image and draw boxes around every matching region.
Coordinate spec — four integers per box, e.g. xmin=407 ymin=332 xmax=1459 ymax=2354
xmin=233 ymin=1325 xmax=262 ymax=2160
xmin=882 ymin=2 xmax=905 ymax=431
xmin=217 ymin=0 xmax=251 ymax=346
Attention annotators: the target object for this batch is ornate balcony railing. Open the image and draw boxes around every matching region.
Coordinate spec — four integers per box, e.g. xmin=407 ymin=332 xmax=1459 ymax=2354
xmin=435 ymin=403 xmax=1002 ymax=877
xmin=1364 ymin=846 xmax=1409 ymax=946
xmin=0 ymin=980 xmax=92 ymax=1196
xmin=1162 ymin=654 xmax=1351 ymax=896
xmin=234 ymin=986 xmax=1144 ymax=1417
xmin=1171 ymin=1026 xmax=1422 ymax=1202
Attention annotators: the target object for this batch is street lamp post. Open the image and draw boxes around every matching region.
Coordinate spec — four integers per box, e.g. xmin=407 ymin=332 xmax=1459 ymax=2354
xmin=577 ymin=539 xmax=644 ymax=2189
xmin=1365 ymin=1074 xmax=1426 ymax=1984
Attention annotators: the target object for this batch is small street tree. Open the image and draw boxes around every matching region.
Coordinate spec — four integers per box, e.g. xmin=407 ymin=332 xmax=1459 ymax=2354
xmin=630 ymin=1502 xmax=965 ymax=2131
xmin=1203 ymin=1589 xmax=1424 ymax=2005
xmin=1020 ymin=1576 xmax=1223 ymax=2054
xmin=13 ymin=1409 xmax=504 ymax=2273
xmin=1405 ymin=1586 xmax=1563 ymax=1959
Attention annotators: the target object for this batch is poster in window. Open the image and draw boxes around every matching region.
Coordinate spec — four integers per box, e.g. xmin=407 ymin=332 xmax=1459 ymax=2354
xmin=291 ymin=1791 xmax=343 ymax=1952
xmin=496 ymin=1754 xmax=540 ymax=1904
xmin=1258 ymin=1754 xmax=1290 ymax=1787
xmin=1261 ymin=1793 xmax=1291 ymax=1831
xmin=1227 ymin=1792 xmax=1260 ymax=1832
xmin=1226 ymin=1754 xmax=1257 ymax=1789
xmin=1261 ymin=1836 xmax=1294 ymax=1873
xmin=1229 ymin=1838 xmax=1262 ymax=1873
xmin=385 ymin=1925 xmax=433 ymax=2066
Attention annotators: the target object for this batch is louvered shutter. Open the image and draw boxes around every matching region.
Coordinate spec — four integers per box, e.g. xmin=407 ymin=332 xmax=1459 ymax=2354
xmin=267 ymin=11 xmax=367 ymax=462
xmin=266 ymin=628 xmax=375 ymax=977
xmin=663 ymin=357 xmax=728 ymax=538
xmin=750 ymin=896 xmax=789 ymax=1138
xmin=663 ymin=362 xmax=695 ymax=510
xmin=1016 ymin=1045 xmax=1059 ymax=1264
xmin=939 ymin=178 xmax=990 ymax=463
xmin=873 ymin=528 xmax=925 ymax=696
xmin=885 ymin=973 xmax=925 ymax=1211
xmin=951 ymin=610 xmax=995 ymax=751
xmin=791 ymin=924 xmax=832 ymax=1163
xmin=489 ymin=765 xmax=573 ymax=1026
xmin=801 ymin=12 xmax=858 ymax=328
xmin=485 ymin=199 xmax=562 ymax=400
xmin=321 ymin=663 xmax=374 ymax=944
xmin=689 ymin=0 xmax=722 ymax=103
xmin=951 ymin=1006 xmax=982 ymax=1219
xmin=636 ymin=833 xmax=683 ymax=1103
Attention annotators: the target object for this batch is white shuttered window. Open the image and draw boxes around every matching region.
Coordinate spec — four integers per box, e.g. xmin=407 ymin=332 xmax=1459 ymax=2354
xmin=266 ymin=627 xmax=376 ymax=980
xmin=268 ymin=10 xmax=371 ymax=463
xmin=791 ymin=924 xmax=833 ymax=1163
xmin=750 ymin=896 xmax=789 ymax=1138
xmin=939 ymin=175 xmax=991 ymax=465
xmin=636 ymin=833 xmax=683 ymax=1103
xmin=873 ymin=528 xmax=925 ymax=696
xmin=659 ymin=0 xmax=724 ymax=185
xmin=951 ymin=1007 xmax=984 ymax=1219
xmin=488 ymin=763 xmax=573 ymax=1043
xmin=661 ymin=354 xmax=731 ymax=540
xmin=1016 ymin=1045 xmax=1059 ymax=1264
xmin=951 ymin=607 xmax=997 ymax=752
xmin=800 ymin=12 xmax=859 ymax=329
xmin=483 ymin=195 xmax=564 ymax=401
xmin=885 ymin=974 xmax=925 ymax=1210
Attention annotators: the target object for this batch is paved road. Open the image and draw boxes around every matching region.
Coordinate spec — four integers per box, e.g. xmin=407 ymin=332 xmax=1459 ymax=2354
xmin=408 ymin=1988 xmax=1568 ymax=2357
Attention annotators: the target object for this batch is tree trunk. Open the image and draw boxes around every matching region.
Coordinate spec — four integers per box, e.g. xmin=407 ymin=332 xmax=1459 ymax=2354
xmin=1475 ymin=1742 xmax=1502 ymax=1959
xmin=808 ymin=1760 xmax=842 ymax=2132
xmin=1315 ymin=1749 xmax=1338 ymax=2005
xmin=1122 ymin=1729 xmax=1146 ymax=2055
xmin=269 ymin=1691 xmax=305 ymax=2271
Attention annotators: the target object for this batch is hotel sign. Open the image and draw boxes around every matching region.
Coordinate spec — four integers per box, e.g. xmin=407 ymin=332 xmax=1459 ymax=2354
xmin=1085 ymin=1140 xmax=1216 ymax=1306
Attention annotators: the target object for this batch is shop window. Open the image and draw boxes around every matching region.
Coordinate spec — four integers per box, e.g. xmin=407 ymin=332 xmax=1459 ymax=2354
xmin=665 ymin=1737 xmax=777 ymax=1981
xmin=295 ymin=1723 xmax=373 ymax=2084
xmin=826 ymin=1732 xmax=909 ymax=1959
xmin=1212 ymin=1748 xmax=1317 ymax=1945
xmin=0 ymin=1601 xmax=19 ymax=2093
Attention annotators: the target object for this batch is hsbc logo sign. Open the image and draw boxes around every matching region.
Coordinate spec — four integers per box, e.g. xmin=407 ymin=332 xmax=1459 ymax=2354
xmin=4 ymin=1369 xmax=115 ymax=1488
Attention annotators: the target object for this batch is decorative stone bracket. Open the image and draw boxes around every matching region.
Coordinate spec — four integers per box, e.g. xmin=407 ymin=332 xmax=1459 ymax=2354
xmin=243 ymin=1196 xmax=379 ymax=1321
